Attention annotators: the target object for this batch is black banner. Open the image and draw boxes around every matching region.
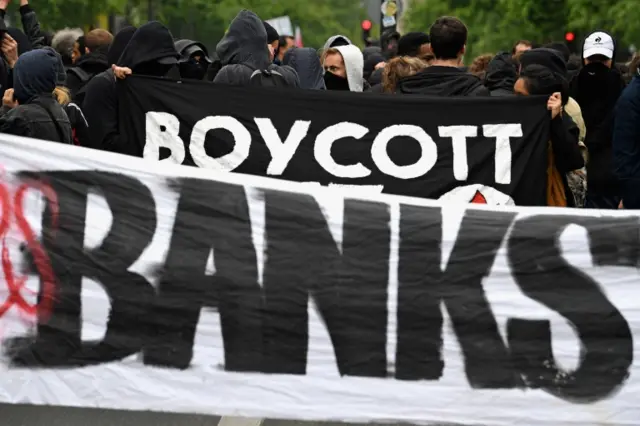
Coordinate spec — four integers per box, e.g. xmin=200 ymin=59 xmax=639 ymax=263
xmin=118 ymin=76 xmax=550 ymax=205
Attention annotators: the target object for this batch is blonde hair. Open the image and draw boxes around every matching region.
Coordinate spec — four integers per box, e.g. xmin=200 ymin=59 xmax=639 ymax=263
xmin=469 ymin=53 xmax=493 ymax=79
xmin=320 ymin=47 xmax=341 ymax=64
xmin=382 ymin=56 xmax=427 ymax=93
xmin=53 ymin=86 xmax=71 ymax=106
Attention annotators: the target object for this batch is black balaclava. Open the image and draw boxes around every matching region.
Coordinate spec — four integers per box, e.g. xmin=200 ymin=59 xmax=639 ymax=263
xmin=324 ymin=72 xmax=350 ymax=91
xmin=180 ymin=57 xmax=208 ymax=80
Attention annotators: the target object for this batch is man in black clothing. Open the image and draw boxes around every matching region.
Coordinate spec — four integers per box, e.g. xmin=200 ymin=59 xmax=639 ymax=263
xmin=397 ymin=16 xmax=488 ymax=96
xmin=175 ymin=40 xmax=211 ymax=80
xmin=66 ymin=28 xmax=113 ymax=103
xmin=82 ymin=23 xmax=177 ymax=154
xmin=570 ymin=31 xmax=626 ymax=209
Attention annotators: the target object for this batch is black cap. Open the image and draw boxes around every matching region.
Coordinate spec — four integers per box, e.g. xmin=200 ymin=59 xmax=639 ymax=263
xmin=397 ymin=32 xmax=430 ymax=57
xmin=263 ymin=21 xmax=279 ymax=44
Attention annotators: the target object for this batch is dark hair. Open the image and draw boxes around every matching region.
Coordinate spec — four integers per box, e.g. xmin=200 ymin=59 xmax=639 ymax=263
xmin=263 ymin=21 xmax=279 ymax=44
xmin=397 ymin=32 xmax=430 ymax=57
xmin=512 ymin=39 xmax=532 ymax=54
xmin=429 ymin=16 xmax=467 ymax=60
xmin=276 ymin=35 xmax=294 ymax=56
xmin=520 ymin=64 xmax=568 ymax=102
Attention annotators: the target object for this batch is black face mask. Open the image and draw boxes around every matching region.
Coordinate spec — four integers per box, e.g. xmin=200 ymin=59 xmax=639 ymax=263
xmin=134 ymin=62 xmax=174 ymax=77
xmin=324 ymin=71 xmax=350 ymax=91
xmin=180 ymin=59 xmax=209 ymax=80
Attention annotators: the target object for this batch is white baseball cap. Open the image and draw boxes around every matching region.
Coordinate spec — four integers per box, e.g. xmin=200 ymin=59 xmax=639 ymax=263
xmin=583 ymin=31 xmax=614 ymax=59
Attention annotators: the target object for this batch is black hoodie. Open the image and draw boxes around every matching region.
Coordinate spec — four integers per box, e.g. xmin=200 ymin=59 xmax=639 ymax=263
xmin=283 ymin=47 xmax=325 ymax=90
xmin=398 ymin=66 xmax=489 ymax=96
xmin=214 ymin=10 xmax=298 ymax=87
xmin=82 ymin=24 xmax=177 ymax=155
xmin=117 ymin=21 xmax=179 ymax=74
xmin=66 ymin=48 xmax=110 ymax=101
xmin=484 ymin=52 xmax=517 ymax=96
xmin=570 ymin=62 xmax=626 ymax=194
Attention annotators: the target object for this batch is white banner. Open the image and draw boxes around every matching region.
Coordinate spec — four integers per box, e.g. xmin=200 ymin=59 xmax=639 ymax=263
xmin=0 ymin=134 xmax=638 ymax=426
xmin=265 ymin=16 xmax=293 ymax=37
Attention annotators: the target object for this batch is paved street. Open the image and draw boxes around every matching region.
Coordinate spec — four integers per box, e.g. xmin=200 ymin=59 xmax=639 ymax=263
xmin=0 ymin=404 xmax=471 ymax=426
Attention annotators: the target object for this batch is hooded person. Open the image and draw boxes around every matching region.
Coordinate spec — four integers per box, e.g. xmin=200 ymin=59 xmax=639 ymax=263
xmin=516 ymin=63 xmax=586 ymax=207
xmin=397 ymin=17 xmax=488 ymax=96
xmin=363 ymin=52 xmax=386 ymax=82
xmin=116 ymin=21 xmax=179 ymax=77
xmin=45 ymin=46 xmax=90 ymax=147
xmin=214 ymin=10 xmax=298 ymax=87
xmin=0 ymin=48 xmax=72 ymax=143
xmin=175 ymin=39 xmax=212 ymax=80
xmin=321 ymin=44 xmax=364 ymax=92
xmin=570 ymin=31 xmax=625 ymax=209
xmin=323 ymin=35 xmax=352 ymax=50
xmin=520 ymin=47 xmax=586 ymax=141
xmin=484 ymin=52 xmax=517 ymax=96
xmin=381 ymin=29 xmax=401 ymax=59
xmin=283 ymin=47 xmax=325 ymax=90
xmin=80 ymin=26 xmax=138 ymax=152
xmin=362 ymin=46 xmax=383 ymax=62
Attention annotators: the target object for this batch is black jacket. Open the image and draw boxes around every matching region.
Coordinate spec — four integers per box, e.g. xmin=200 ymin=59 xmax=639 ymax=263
xmin=82 ymin=69 xmax=120 ymax=152
xmin=551 ymin=114 xmax=586 ymax=207
xmin=484 ymin=52 xmax=517 ymax=96
xmin=0 ymin=95 xmax=72 ymax=144
xmin=283 ymin=47 xmax=325 ymax=90
xmin=398 ymin=66 xmax=489 ymax=96
xmin=83 ymin=23 xmax=179 ymax=155
xmin=214 ymin=10 xmax=298 ymax=87
xmin=64 ymin=102 xmax=90 ymax=146
xmin=570 ymin=62 xmax=625 ymax=194
xmin=67 ymin=49 xmax=110 ymax=100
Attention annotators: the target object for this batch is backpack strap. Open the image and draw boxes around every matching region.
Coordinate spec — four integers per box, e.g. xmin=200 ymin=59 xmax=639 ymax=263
xmin=36 ymin=103 xmax=68 ymax=144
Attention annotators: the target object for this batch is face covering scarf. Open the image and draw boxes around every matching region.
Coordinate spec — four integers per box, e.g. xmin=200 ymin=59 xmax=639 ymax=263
xmin=180 ymin=59 xmax=209 ymax=80
xmin=324 ymin=71 xmax=350 ymax=91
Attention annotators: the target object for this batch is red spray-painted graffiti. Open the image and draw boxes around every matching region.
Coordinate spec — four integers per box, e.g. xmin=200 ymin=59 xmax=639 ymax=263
xmin=0 ymin=175 xmax=59 ymax=323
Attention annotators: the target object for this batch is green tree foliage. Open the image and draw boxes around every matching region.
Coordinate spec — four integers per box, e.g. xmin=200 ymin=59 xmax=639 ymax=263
xmin=4 ymin=0 xmax=366 ymax=50
xmin=403 ymin=0 xmax=639 ymax=62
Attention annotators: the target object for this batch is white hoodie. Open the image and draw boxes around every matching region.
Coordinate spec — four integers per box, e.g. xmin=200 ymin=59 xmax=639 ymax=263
xmin=334 ymin=45 xmax=364 ymax=92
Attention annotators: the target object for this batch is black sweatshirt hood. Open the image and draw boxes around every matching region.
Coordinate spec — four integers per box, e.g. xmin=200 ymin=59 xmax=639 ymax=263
xmin=108 ymin=26 xmax=136 ymax=65
xmin=216 ymin=10 xmax=270 ymax=70
xmin=117 ymin=21 xmax=178 ymax=69
xmin=484 ymin=52 xmax=517 ymax=94
xmin=398 ymin=66 xmax=486 ymax=96
xmin=283 ymin=47 xmax=325 ymax=90
xmin=175 ymin=39 xmax=211 ymax=63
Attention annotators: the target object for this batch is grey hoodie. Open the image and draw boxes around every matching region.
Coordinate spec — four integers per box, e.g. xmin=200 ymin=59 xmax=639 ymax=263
xmin=323 ymin=35 xmax=353 ymax=50
xmin=334 ymin=45 xmax=364 ymax=92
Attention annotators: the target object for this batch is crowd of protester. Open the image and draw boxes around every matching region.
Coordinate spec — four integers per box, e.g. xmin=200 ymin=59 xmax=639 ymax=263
xmin=0 ymin=0 xmax=638 ymax=209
